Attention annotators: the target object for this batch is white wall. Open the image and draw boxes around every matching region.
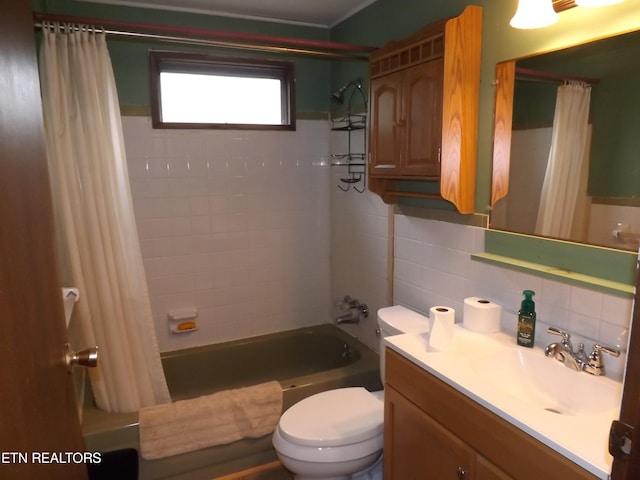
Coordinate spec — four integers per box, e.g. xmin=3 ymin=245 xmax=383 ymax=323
xmin=491 ymin=128 xmax=550 ymax=234
xmin=123 ymin=117 xmax=331 ymax=352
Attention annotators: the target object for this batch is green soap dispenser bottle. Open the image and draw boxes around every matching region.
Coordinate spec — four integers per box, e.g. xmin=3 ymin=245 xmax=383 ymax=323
xmin=517 ymin=290 xmax=536 ymax=347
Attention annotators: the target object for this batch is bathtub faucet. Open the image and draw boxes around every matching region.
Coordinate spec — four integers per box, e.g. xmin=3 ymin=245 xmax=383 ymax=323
xmin=335 ymin=296 xmax=369 ymax=324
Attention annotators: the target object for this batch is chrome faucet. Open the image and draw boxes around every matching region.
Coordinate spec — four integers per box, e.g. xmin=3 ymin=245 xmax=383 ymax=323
xmin=335 ymin=295 xmax=369 ymax=324
xmin=544 ymin=326 xmax=620 ymax=376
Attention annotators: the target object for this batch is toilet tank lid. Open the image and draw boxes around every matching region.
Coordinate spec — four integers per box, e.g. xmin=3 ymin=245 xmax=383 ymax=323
xmin=377 ymin=305 xmax=430 ymax=336
xmin=278 ymin=387 xmax=383 ymax=447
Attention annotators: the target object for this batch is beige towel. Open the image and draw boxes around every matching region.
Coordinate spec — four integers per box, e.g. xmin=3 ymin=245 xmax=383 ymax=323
xmin=139 ymin=381 xmax=283 ymax=460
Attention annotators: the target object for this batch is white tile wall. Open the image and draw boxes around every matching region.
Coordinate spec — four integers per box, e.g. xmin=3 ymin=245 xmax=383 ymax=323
xmin=123 ymin=117 xmax=331 ymax=351
xmin=121 ymin=115 xmax=633 ymax=381
xmin=393 ymin=214 xmax=633 ymax=381
xmin=329 ymin=127 xmax=391 ymax=351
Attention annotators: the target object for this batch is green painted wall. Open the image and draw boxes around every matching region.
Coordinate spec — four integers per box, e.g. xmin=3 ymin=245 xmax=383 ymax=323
xmin=512 ymin=82 xmax=555 ymax=128
xmin=34 ymin=0 xmax=334 ymax=113
xmin=585 ymin=36 xmax=640 ymax=198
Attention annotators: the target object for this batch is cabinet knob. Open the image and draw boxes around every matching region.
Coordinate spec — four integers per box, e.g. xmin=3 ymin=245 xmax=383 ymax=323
xmin=457 ymin=466 xmax=467 ymax=480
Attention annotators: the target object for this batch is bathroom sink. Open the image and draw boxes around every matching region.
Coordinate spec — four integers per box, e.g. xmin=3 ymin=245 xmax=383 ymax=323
xmin=471 ymin=348 xmax=622 ymax=416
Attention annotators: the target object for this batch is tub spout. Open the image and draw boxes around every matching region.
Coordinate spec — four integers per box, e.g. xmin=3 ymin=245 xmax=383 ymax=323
xmin=336 ymin=312 xmax=360 ymax=324
xmin=335 ymin=297 xmax=369 ymax=324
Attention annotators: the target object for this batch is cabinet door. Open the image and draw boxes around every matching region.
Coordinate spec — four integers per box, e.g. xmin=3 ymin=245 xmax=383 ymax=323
xmin=403 ymin=58 xmax=443 ymax=177
xmin=476 ymin=454 xmax=514 ymax=480
xmin=369 ymin=71 xmax=403 ymax=176
xmin=384 ymin=386 xmax=474 ymax=480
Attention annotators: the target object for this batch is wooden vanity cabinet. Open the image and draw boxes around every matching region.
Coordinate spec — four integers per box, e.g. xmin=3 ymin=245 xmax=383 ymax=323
xmin=385 ymin=386 xmax=481 ymax=479
xmin=384 ymin=348 xmax=600 ymax=480
xmin=368 ymin=6 xmax=482 ymax=214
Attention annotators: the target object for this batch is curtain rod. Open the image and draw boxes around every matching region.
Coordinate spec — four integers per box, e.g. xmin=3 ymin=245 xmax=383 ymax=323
xmin=33 ymin=12 xmax=375 ymax=60
xmin=515 ymin=67 xmax=600 ymax=85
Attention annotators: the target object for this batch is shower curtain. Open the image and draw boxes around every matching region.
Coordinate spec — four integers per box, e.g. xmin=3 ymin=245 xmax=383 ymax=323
xmin=39 ymin=24 xmax=171 ymax=413
xmin=535 ymin=82 xmax=592 ymax=240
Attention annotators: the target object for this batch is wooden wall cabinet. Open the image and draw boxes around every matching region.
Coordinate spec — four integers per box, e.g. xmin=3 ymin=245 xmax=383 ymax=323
xmin=369 ymin=59 xmax=443 ymax=178
xmin=368 ymin=6 xmax=482 ymax=214
xmin=384 ymin=348 xmax=600 ymax=480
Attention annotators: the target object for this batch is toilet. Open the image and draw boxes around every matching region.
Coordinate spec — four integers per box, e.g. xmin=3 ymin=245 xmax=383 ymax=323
xmin=272 ymin=305 xmax=430 ymax=480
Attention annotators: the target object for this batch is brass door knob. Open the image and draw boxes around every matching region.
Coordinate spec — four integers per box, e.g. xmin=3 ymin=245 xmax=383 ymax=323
xmin=65 ymin=343 xmax=98 ymax=372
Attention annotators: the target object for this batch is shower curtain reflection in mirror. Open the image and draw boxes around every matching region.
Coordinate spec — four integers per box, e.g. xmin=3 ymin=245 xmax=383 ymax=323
xmin=492 ymin=82 xmax=592 ymax=244
xmin=535 ymin=82 xmax=592 ymax=241
xmin=39 ymin=23 xmax=170 ymax=413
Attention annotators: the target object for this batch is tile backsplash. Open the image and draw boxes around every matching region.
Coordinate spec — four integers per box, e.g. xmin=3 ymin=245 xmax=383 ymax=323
xmin=393 ymin=214 xmax=632 ymax=381
xmin=123 ymin=117 xmax=331 ymax=351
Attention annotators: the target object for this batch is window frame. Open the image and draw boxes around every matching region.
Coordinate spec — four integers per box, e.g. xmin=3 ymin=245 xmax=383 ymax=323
xmin=149 ymin=50 xmax=296 ymax=130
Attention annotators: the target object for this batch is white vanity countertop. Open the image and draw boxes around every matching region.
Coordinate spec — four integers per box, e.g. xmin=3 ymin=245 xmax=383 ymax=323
xmin=385 ymin=326 xmax=621 ymax=480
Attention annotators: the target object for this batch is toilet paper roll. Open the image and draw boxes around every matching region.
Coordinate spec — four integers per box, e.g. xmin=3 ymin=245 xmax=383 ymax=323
xmin=463 ymin=297 xmax=502 ymax=333
xmin=428 ymin=306 xmax=455 ymax=351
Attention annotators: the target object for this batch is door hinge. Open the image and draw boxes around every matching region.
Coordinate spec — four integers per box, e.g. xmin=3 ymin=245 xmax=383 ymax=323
xmin=610 ymin=420 xmax=634 ymax=460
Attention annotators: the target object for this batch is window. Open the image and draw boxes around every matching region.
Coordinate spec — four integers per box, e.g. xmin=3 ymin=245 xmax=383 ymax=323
xmin=149 ymin=51 xmax=295 ymax=130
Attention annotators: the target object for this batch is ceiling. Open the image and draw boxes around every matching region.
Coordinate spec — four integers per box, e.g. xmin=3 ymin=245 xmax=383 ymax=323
xmin=77 ymin=0 xmax=379 ymax=28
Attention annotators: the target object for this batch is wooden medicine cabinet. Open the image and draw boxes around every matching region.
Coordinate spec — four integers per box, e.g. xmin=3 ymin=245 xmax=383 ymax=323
xmin=367 ymin=6 xmax=482 ymax=214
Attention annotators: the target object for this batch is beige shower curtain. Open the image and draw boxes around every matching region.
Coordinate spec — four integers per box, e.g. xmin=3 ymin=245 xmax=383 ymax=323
xmin=39 ymin=24 xmax=171 ymax=413
xmin=535 ymin=82 xmax=592 ymax=240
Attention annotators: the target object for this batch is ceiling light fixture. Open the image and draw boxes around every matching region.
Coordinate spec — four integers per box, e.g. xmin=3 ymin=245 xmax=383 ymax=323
xmin=575 ymin=0 xmax=624 ymax=6
xmin=510 ymin=0 xmax=559 ymax=29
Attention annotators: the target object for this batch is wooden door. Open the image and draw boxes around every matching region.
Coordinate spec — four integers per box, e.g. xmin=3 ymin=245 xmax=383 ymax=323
xmin=403 ymin=58 xmax=443 ymax=177
xmin=369 ymin=71 xmax=403 ymax=176
xmin=0 ymin=1 xmax=87 ymax=478
xmin=384 ymin=386 xmax=474 ymax=480
xmin=610 ymin=258 xmax=640 ymax=479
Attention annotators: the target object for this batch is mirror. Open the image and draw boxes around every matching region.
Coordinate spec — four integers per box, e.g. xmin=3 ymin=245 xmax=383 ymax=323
xmin=490 ymin=28 xmax=640 ymax=252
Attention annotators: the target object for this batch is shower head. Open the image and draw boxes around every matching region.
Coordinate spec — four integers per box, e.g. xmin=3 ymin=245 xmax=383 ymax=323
xmin=331 ymin=78 xmax=362 ymax=103
xmin=331 ymin=86 xmax=348 ymax=103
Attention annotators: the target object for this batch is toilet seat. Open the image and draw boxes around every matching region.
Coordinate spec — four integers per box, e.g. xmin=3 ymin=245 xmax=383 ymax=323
xmin=273 ymin=426 xmax=383 ymax=464
xmin=273 ymin=388 xmax=384 ymax=465
xmin=278 ymin=387 xmax=383 ymax=448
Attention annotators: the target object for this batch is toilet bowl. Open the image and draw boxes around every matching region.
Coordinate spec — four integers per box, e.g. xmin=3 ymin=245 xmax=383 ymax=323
xmin=272 ymin=306 xmax=430 ymax=480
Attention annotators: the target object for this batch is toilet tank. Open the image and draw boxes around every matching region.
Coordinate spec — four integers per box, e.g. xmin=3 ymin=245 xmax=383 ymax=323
xmin=377 ymin=306 xmax=430 ymax=384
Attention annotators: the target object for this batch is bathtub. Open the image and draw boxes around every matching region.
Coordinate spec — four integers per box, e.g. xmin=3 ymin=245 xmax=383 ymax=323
xmin=82 ymin=323 xmax=382 ymax=480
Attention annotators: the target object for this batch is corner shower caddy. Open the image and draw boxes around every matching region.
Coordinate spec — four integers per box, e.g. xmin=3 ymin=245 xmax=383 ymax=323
xmin=331 ymin=79 xmax=367 ymax=193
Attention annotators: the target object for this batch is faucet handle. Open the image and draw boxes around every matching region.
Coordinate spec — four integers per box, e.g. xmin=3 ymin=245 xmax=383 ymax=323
xmin=585 ymin=344 xmax=621 ymax=376
xmin=547 ymin=326 xmax=569 ymax=338
xmin=593 ymin=344 xmax=621 ymax=357
xmin=547 ymin=326 xmax=573 ymax=350
xmin=336 ymin=295 xmax=353 ymax=311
